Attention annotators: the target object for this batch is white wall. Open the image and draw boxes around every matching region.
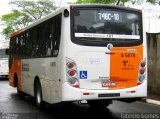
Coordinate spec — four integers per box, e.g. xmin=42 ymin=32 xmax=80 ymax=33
xmin=146 ymin=18 xmax=160 ymax=33
xmin=129 ymin=3 xmax=160 ymax=33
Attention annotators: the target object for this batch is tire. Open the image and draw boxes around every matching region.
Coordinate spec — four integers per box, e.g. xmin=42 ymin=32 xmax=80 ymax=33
xmin=14 ymin=74 xmax=18 ymax=87
xmin=35 ymin=80 xmax=44 ymax=109
xmin=14 ymin=74 xmax=24 ymax=96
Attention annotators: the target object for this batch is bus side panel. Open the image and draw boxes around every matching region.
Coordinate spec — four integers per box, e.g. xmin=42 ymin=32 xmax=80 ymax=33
xmin=9 ymin=59 xmax=22 ymax=91
xmin=21 ymin=58 xmax=61 ymax=104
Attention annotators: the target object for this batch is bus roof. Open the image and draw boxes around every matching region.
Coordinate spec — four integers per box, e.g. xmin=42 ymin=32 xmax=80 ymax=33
xmin=10 ymin=29 xmax=24 ymax=37
xmin=71 ymin=4 xmax=141 ymax=12
xmin=10 ymin=4 xmax=141 ymax=38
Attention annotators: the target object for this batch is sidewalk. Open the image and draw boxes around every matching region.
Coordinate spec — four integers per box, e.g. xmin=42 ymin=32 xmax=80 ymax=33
xmin=144 ymin=93 xmax=160 ymax=106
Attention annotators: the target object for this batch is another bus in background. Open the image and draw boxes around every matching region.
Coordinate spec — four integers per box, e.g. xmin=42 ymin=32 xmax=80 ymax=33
xmin=0 ymin=40 xmax=9 ymax=79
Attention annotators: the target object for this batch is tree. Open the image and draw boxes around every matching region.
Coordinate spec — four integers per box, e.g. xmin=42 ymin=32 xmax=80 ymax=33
xmin=147 ymin=0 xmax=157 ymax=4
xmin=76 ymin=0 xmax=156 ymax=5
xmin=0 ymin=0 xmax=57 ymax=39
xmin=77 ymin=0 xmax=115 ymax=4
xmin=76 ymin=0 xmax=129 ymax=5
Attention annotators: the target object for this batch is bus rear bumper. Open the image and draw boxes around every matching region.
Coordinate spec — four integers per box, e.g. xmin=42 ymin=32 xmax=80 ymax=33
xmin=62 ymin=80 xmax=147 ymax=101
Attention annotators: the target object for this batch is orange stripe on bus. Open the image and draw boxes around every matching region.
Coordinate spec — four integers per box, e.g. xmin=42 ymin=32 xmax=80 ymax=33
xmin=10 ymin=29 xmax=24 ymax=37
xmin=9 ymin=59 xmax=22 ymax=91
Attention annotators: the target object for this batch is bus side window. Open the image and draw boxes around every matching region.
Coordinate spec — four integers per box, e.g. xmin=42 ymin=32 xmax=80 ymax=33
xmin=15 ymin=36 xmax=21 ymax=58
xmin=9 ymin=38 xmax=14 ymax=68
xmin=46 ymin=21 xmax=53 ymax=56
xmin=50 ymin=18 xmax=56 ymax=56
xmin=37 ymin=26 xmax=43 ymax=57
xmin=41 ymin=24 xmax=47 ymax=57
xmin=20 ymin=34 xmax=26 ymax=58
xmin=26 ymin=32 xmax=32 ymax=58
xmin=32 ymin=29 xmax=39 ymax=57
xmin=51 ymin=15 xmax=61 ymax=57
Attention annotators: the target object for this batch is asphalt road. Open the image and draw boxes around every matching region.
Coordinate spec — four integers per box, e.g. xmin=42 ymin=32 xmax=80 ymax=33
xmin=0 ymin=80 xmax=160 ymax=119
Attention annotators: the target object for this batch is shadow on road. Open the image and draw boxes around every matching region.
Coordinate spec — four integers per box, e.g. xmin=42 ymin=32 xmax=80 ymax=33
xmin=43 ymin=102 xmax=118 ymax=119
xmin=20 ymin=95 xmax=119 ymax=119
xmin=0 ymin=80 xmax=119 ymax=119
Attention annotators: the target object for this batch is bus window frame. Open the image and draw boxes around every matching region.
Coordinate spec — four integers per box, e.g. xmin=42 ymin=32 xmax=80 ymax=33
xmin=70 ymin=5 xmax=143 ymax=47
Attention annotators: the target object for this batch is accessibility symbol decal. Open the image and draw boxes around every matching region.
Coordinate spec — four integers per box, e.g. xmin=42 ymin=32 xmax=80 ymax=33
xmin=80 ymin=71 xmax=87 ymax=79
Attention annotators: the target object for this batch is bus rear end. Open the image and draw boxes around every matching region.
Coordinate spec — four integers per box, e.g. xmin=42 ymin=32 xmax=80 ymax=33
xmin=62 ymin=5 xmax=147 ymax=107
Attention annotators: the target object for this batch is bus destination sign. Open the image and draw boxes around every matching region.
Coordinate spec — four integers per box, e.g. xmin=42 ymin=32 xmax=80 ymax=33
xmin=98 ymin=11 xmax=121 ymax=21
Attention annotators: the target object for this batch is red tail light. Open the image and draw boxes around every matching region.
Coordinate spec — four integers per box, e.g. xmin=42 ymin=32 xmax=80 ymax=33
xmin=137 ymin=59 xmax=146 ymax=85
xmin=69 ymin=70 xmax=76 ymax=76
xmin=140 ymin=69 xmax=145 ymax=75
xmin=137 ymin=82 xmax=142 ymax=85
xmin=66 ymin=58 xmax=79 ymax=88
xmin=73 ymin=84 xmax=80 ymax=88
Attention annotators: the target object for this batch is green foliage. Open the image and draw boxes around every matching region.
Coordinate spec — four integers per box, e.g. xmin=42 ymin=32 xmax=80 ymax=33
xmin=147 ymin=0 xmax=156 ymax=4
xmin=76 ymin=0 xmax=156 ymax=5
xmin=1 ymin=11 xmax=25 ymax=38
xmin=10 ymin=0 xmax=57 ymax=20
xmin=76 ymin=0 xmax=131 ymax=4
xmin=76 ymin=0 xmax=117 ymax=4
xmin=0 ymin=0 xmax=57 ymax=39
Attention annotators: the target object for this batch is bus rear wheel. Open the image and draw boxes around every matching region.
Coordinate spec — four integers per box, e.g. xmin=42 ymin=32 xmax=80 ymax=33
xmin=35 ymin=80 xmax=44 ymax=109
xmin=14 ymin=73 xmax=23 ymax=96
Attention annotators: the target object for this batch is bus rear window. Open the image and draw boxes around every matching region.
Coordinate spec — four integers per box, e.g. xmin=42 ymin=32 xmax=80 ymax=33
xmin=71 ymin=7 xmax=143 ymax=47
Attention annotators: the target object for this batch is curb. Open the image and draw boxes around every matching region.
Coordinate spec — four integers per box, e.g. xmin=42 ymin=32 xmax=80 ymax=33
xmin=140 ymin=98 xmax=160 ymax=106
xmin=146 ymin=99 xmax=160 ymax=106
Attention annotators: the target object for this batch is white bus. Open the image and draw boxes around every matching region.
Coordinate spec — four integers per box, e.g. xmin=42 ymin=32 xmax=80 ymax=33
xmin=9 ymin=4 xmax=147 ymax=109
xmin=0 ymin=48 xmax=9 ymax=79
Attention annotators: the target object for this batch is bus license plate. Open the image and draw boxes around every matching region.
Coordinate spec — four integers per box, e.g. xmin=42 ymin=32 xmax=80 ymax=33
xmin=102 ymin=81 xmax=116 ymax=87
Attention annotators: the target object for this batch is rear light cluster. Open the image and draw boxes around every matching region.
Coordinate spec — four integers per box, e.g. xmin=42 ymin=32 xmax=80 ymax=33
xmin=66 ymin=58 xmax=79 ymax=88
xmin=137 ymin=59 xmax=146 ymax=85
